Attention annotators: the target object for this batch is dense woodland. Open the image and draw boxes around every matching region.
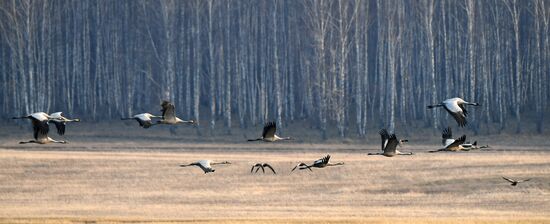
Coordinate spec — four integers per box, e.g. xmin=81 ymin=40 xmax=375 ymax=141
xmin=0 ymin=0 xmax=549 ymax=137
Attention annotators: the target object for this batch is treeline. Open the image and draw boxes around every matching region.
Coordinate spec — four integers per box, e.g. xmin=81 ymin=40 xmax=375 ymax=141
xmin=0 ymin=0 xmax=548 ymax=137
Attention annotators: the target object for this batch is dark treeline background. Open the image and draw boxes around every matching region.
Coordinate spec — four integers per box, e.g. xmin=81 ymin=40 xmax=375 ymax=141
xmin=0 ymin=0 xmax=548 ymax=137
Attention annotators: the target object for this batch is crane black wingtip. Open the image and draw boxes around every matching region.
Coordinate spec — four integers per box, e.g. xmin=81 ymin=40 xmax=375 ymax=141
xmin=378 ymin=128 xmax=389 ymax=136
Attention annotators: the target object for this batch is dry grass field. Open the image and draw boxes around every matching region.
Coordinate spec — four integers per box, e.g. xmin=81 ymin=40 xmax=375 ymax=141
xmin=0 ymin=123 xmax=549 ymax=223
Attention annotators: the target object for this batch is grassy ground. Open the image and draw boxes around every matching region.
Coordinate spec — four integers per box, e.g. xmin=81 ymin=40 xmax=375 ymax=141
xmin=0 ymin=122 xmax=549 ymax=223
xmin=0 ymin=146 xmax=549 ymax=223
xmin=0 ymin=218 xmax=549 ymax=224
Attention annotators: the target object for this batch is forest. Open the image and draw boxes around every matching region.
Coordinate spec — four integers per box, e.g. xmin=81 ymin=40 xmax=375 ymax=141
xmin=0 ymin=0 xmax=548 ymax=137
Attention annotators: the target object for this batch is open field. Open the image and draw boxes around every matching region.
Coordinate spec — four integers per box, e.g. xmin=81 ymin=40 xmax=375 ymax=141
xmin=1 ymin=122 xmax=550 ymax=223
xmin=1 ymin=141 xmax=549 ymax=223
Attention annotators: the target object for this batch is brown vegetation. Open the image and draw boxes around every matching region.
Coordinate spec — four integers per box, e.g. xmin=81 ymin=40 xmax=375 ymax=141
xmin=0 ymin=138 xmax=549 ymax=223
xmin=1 ymin=122 xmax=549 ymax=223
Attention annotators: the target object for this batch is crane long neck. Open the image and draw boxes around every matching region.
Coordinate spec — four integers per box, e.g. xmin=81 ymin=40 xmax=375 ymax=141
xmin=176 ymin=117 xmax=193 ymax=123
xmin=248 ymin=138 xmax=262 ymax=141
xmin=275 ymin=135 xmax=291 ymax=140
xmin=427 ymin=104 xmax=443 ymax=109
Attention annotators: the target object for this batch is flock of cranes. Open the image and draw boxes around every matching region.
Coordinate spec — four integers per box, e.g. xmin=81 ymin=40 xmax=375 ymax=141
xmin=11 ymin=97 xmax=529 ymax=185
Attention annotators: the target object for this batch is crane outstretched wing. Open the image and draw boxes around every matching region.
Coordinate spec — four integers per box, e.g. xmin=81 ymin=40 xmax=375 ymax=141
xmin=161 ymin=100 xmax=176 ymax=119
xmin=251 ymin=164 xmax=259 ymax=173
xmin=444 ymin=101 xmax=467 ymax=127
xmin=32 ymin=119 xmax=49 ymax=140
xmin=49 ymin=120 xmax=66 ymax=135
xmin=140 ymin=119 xmax=154 ymax=128
xmin=262 ymin=122 xmax=277 ymax=139
xmin=384 ymin=134 xmax=399 ymax=154
xmin=379 ymin=129 xmax=390 ymax=151
xmin=314 ymin=154 xmax=330 ymax=166
xmin=263 ymin=163 xmax=276 ymax=174
xmin=502 ymin=176 xmax=516 ymax=183
xmin=458 ymin=104 xmax=469 ymax=117
xmin=444 ymin=107 xmax=467 ymax=127
xmin=442 ymin=127 xmax=454 ymax=147
xmin=255 ymin=165 xmax=265 ymax=173
xmin=442 ymin=127 xmax=452 ymax=139
xmin=291 ymin=163 xmax=311 ymax=172
xmin=446 ymin=135 xmax=466 ymax=149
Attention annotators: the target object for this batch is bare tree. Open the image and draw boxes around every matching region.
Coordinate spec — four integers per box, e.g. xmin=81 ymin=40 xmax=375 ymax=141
xmin=0 ymin=0 xmax=547 ymax=136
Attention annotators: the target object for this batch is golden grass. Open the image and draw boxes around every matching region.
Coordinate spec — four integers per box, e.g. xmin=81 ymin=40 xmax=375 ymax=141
xmin=1 ymin=217 xmax=549 ymax=224
xmin=0 ymin=142 xmax=549 ymax=223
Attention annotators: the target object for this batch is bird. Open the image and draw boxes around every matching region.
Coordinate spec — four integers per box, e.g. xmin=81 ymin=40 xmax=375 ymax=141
xmin=439 ymin=127 xmax=489 ymax=151
xmin=248 ymin=121 xmax=292 ymax=142
xmin=502 ymin=176 xmax=531 ymax=186
xmin=12 ymin=112 xmax=51 ymax=122
xmin=13 ymin=112 xmax=79 ymax=136
xmin=368 ymin=129 xmax=413 ymax=157
xmin=250 ymin=163 xmax=277 ymax=174
xmin=157 ymin=100 xmax=195 ymax=125
xmin=291 ymin=154 xmax=344 ymax=173
xmin=18 ymin=117 xmax=67 ymax=144
xmin=427 ymin=97 xmax=480 ymax=127
xmin=380 ymin=128 xmax=410 ymax=151
xmin=121 ymin=113 xmax=161 ymax=128
xmin=179 ymin=160 xmax=231 ymax=174
xmin=48 ymin=112 xmax=80 ymax=135
xmin=429 ymin=133 xmax=467 ymax=153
